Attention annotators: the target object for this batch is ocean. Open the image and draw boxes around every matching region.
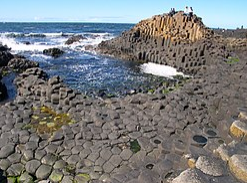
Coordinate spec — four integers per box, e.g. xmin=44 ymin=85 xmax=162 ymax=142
xmin=0 ymin=22 xmax=179 ymax=97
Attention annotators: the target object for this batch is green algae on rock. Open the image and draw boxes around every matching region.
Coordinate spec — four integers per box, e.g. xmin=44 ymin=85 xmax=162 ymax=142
xmin=130 ymin=139 xmax=141 ymax=153
xmin=226 ymin=56 xmax=240 ymax=64
xmin=31 ymin=106 xmax=75 ymax=134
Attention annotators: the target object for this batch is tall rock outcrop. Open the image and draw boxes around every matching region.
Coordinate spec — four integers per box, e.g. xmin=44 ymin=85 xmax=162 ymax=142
xmin=97 ymin=11 xmax=225 ymax=74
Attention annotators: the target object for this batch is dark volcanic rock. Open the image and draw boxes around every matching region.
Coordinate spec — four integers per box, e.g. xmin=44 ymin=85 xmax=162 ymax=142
xmin=8 ymin=55 xmax=39 ymax=72
xmin=0 ymin=51 xmax=14 ymax=67
xmin=65 ymin=35 xmax=86 ymax=45
xmin=22 ymin=41 xmax=31 ymax=45
xmin=96 ymin=12 xmax=225 ymax=75
xmin=0 ymin=44 xmax=11 ymax=52
xmin=85 ymin=45 xmax=94 ymax=51
xmin=43 ymin=48 xmax=64 ymax=58
xmin=0 ymin=10 xmax=246 ymax=183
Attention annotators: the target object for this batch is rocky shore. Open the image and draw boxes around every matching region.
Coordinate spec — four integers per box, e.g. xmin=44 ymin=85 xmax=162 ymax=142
xmin=0 ymin=11 xmax=247 ymax=183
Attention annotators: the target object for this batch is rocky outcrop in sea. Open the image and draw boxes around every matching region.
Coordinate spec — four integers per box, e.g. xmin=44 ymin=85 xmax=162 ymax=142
xmin=65 ymin=35 xmax=87 ymax=45
xmin=43 ymin=48 xmax=65 ymax=58
xmin=97 ymin=11 xmax=230 ymax=75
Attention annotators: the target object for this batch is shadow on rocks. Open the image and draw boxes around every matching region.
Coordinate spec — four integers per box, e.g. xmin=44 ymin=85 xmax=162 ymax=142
xmin=0 ymin=169 xmax=7 ymax=183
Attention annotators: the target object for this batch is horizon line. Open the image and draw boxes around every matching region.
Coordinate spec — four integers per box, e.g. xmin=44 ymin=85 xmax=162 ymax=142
xmin=0 ymin=21 xmax=240 ymax=30
xmin=0 ymin=21 xmax=137 ymax=25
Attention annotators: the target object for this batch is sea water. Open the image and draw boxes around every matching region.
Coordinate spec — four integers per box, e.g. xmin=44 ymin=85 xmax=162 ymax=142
xmin=0 ymin=22 xmax=183 ymax=97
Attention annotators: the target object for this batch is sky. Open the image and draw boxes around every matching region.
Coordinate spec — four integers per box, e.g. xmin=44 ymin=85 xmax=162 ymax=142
xmin=0 ymin=0 xmax=246 ymax=29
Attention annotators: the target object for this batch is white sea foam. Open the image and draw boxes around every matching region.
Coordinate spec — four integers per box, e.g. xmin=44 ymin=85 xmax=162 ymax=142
xmin=30 ymin=53 xmax=52 ymax=60
xmin=1 ymin=32 xmax=74 ymax=38
xmin=67 ymin=33 xmax=114 ymax=51
xmin=140 ymin=62 xmax=185 ymax=78
xmin=0 ymin=31 xmax=114 ymax=54
xmin=0 ymin=36 xmax=56 ymax=53
xmin=43 ymin=32 xmax=72 ymax=37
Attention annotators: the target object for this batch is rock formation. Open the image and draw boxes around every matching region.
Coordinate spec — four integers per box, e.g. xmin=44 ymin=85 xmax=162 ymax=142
xmin=65 ymin=35 xmax=86 ymax=45
xmin=7 ymin=55 xmax=39 ymax=72
xmin=97 ymin=11 xmax=224 ymax=75
xmin=0 ymin=44 xmax=39 ymax=101
xmin=0 ymin=12 xmax=247 ymax=183
xmin=43 ymin=48 xmax=64 ymax=58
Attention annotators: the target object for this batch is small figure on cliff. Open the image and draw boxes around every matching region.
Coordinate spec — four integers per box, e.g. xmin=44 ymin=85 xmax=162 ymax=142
xmin=188 ymin=7 xmax=193 ymax=18
xmin=184 ymin=6 xmax=189 ymax=16
xmin=169 ymin=8 xmax=176 ymax=17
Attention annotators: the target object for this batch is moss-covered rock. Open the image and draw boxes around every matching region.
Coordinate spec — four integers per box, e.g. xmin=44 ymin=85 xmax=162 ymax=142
xmin=30 ymin=106 xmax=75 ymax=134
xmin=74 ymin=173 xmax=91 ymax=183
xmin=130 ymin=140 xmax=141 ymax=153
xmin=19 ymin=172 xmax=34 ymax=183
xmin=49 ymin=170 xmax=64 ymax=183
xmin=226 ymin=56 xmax=239 ymax=64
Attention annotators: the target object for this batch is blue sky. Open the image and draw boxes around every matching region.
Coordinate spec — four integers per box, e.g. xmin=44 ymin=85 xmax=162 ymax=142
xmin=0 ymin=0 xmax=246 ymax=28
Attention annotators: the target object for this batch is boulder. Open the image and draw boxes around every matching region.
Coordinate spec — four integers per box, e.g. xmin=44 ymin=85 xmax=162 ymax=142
xmin=229 ymin=154 xmax=247 ymax=182
xmin=0 ymin=44 xmax=11 ymax=52
xmin=43 ymin=48 xmax=64 ymax=58
xmin=8 ymin=55 xmax=39 ymax=72
xmin=65 ymin=35 xmax=86 ymax=45
xmin=172 ymin=169 xmax=208 ymax=183
xmin=22 ymin=41 xmax=31 ymax=45
xmin=85 ymin=45 xmax=94 ymax=51
xmin=195 ymin=156 xmax=226 ymax=176
xmin=230 ymin=120 xmax=247 ymax=140
xmin=0 ymin=51 xmax=14 ymax=67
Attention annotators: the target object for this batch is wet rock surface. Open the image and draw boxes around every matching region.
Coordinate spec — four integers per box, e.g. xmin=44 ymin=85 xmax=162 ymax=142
xmin=0 ymin=12 xmax=247 ymax=183
xmin=65 ymin=35 xmax=87 ymax=45
xmin=43 ymin=48 xmax=65 ymax=58
xmin=0 ymin=44 xmax=39 ymax=102
xmin=7 ymin=55 xmax=39 ymax=72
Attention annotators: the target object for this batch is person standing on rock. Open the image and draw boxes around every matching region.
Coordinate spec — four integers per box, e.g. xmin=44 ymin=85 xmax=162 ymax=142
xmin=169 ymin=8 xmax=176 ymax=16
xmin=189 ymin=7 xmax=193 ymax=18
xmin=184 ymin=6 xmax=189 ymax=16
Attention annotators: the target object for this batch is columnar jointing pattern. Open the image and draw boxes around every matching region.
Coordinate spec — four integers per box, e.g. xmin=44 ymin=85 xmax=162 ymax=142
xmin=98 ymin=12 xmax=215 ymax=75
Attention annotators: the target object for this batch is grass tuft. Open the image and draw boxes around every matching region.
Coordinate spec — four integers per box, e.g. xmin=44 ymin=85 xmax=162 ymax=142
xmin=226 ymin=56 xmax=240 ymax=64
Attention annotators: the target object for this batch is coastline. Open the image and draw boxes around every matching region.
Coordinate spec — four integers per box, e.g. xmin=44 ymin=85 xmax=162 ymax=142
xmin=0 ymin=12 xmax=247 ymax=183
